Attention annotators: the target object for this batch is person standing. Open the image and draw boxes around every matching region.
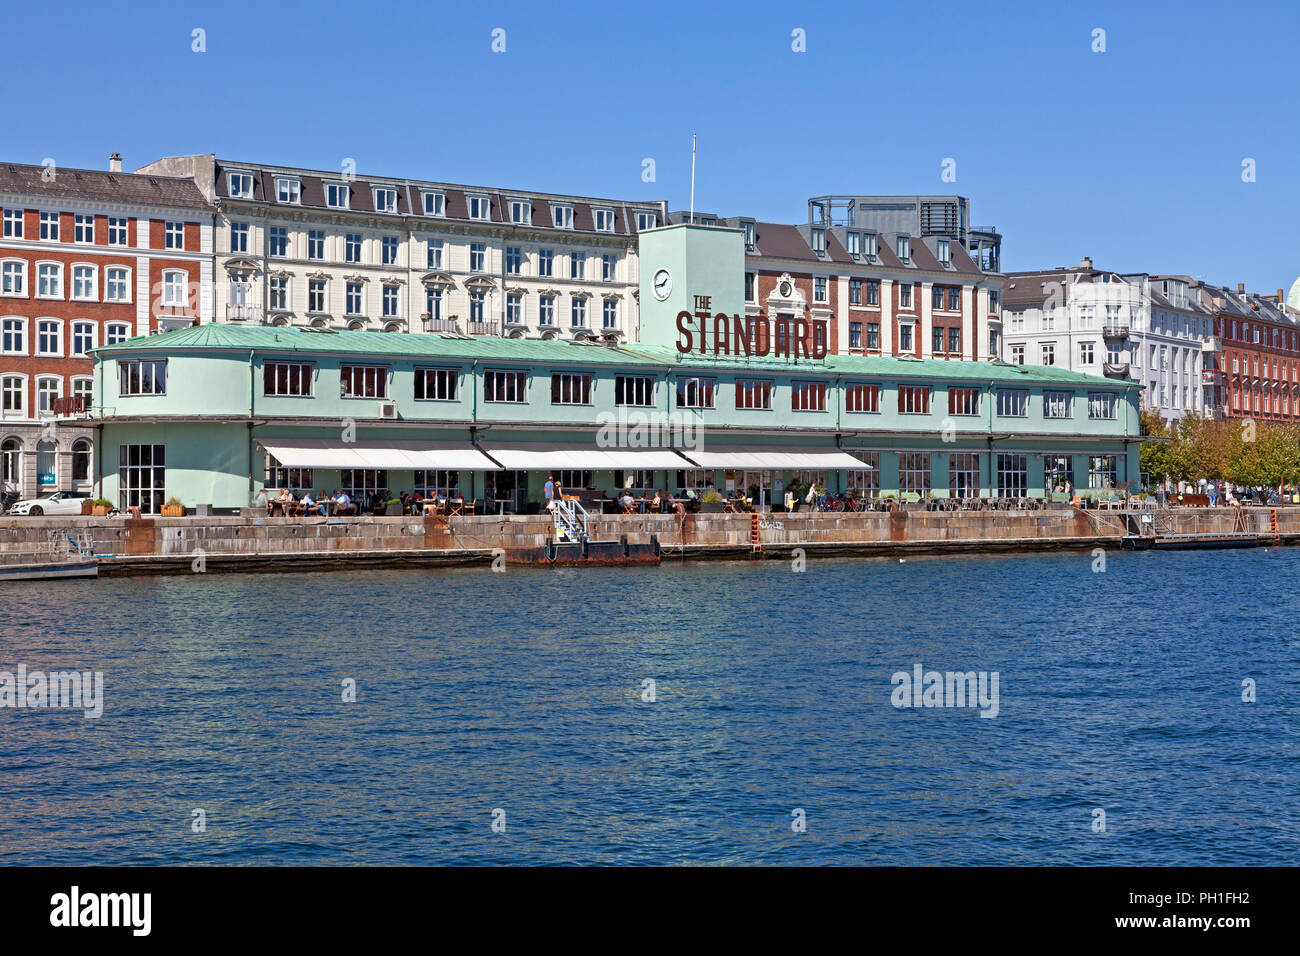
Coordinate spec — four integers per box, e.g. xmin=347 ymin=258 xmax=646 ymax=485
xmin=543 ymin=475 xmax=556 ymax=511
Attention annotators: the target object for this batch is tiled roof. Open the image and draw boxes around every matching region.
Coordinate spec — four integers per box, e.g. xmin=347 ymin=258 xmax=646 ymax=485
xmin=0 ymin=162 xmax=211 ymax=210
xmin=95 ymin=324 xmax=1130 ymax=387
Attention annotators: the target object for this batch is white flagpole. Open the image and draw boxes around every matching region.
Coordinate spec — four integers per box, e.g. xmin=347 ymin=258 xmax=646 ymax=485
xmin=689 ymin=132 xmax=696 ymax=224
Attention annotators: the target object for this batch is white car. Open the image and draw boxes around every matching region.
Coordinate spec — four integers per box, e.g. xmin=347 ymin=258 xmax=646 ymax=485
xmin=6 ymin=491 xmax=92 ymax=516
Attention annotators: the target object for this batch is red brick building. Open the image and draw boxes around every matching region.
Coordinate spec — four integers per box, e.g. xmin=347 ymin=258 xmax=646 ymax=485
xmin=1 ymin=157 xmax=212 ymax=503
xmin=1198 ymin=282 xmax=1300 ymax=421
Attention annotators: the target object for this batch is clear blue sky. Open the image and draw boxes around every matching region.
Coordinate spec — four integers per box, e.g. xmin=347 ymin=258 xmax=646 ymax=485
xmin=5 ymin=0 xmax=1298 ymax=289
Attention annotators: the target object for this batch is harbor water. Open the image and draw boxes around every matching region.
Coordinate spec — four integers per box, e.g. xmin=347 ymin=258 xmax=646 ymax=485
xmin=1 ymin=548 xmax=1297 ymax=865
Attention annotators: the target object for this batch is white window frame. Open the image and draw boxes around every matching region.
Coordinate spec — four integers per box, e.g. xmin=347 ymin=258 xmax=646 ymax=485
xmin=275 ymin=177 xmax=301 ymax=204
xmin=164 ymin=221 xmax=185 ymax=250
xmin=422 ymin=191 xmax=445 ymax=217
xmin=1 ymin=372 xmax=27 ymax=416
xmin=104 ymin=321 xmax=132 ymax=345
xmin=161 ymin=270 xmax=188 ymax=308
xmin=2 ymin=208 xmax=23 ymax=238
xmin=1 ymin=316 xmax=27 ymax=355
xmin=35 ymin=375 xmax=61 ymax=414
xmin=71 ymin=321 xmax=96 ymax=357
xmin=227 ymin=170 xmax=254 ymax=198
xmin=426 ymin=239 xmax=443 ymax=270
xmin=1 ymin=259 xmax=26 ymax=297
xmin=468 ymin=195 xmax=491 ymax=220
xmin=553 ymin=204 xmax=574 ymax=229
xmin=326 ymin=182 xmax=350 ymax=209
xmin=509 ymin=199 xmax=531 ymax=225
xmin=107 ymin=216 xmax=128 ymax=246
xmin=71 ymin=263 xmax=97 ymax=301
xmin=593 ymin=208 xmax=614 ymax=232
xmin=39 ymin=211 xmax=60 ymax=241
xmin=74 ymin=213 xmax=94 ymax=244
xmin=635 ymin=211 xmax=655 ymax=232
xmin=105 ymin=266 xmax=131 ymax=303
xmin=373 ymin=187 xmax=398 ymax=213
xmin=36 ymin=261 xmax=63 ymax=299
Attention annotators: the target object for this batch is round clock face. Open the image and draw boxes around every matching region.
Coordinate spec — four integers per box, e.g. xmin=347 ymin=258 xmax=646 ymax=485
xmin=779 ymin=281 xmax=792 ymax=297
xmin=652 ymin=269 xmax=672 ymax=300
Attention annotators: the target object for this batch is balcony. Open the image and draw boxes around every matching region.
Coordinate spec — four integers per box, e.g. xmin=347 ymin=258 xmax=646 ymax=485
xmin=1201 ymin=369 xmax=1222 ymax=384
xmin=1206 ymin=404 xmax=1226 ymax=420
xmin=1102 ymin=363 xmax=1131 ymax=379
xmin=422 ymin=315 xmax=458 ymax=333
xmin=466 ymin=321 xmax=499 ymax=337
xmin=52 ymin=396 xmax=90 ymax=418
xmin=1201 ymin=337 xmax=1221 ymax=352
xmin=226 ymin=304 xmax=262 ymax=322
xmin=1101 ymin=324 xmax=1131 ymax=339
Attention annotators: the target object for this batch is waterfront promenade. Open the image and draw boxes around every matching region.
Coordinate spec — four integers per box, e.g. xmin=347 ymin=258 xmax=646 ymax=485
xmin=1 ymin=506 xmax=1295 ymax=575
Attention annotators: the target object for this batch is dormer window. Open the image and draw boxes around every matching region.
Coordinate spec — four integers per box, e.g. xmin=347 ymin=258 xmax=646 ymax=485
xmin=636 ymin=211 xmax=656 ymax=232
xmin=937 ymin=239 xmax=951 ymax=265
xmin=863 ymin=233 xmax=878 ymax=259
xmin=593 ymin=208 xmax=615 ymax=232
xmin=742 ymin=220 xmax=756 ymax=251
xmin=275 ymin=177 xmax=301 ymax=204
xmin=227 ymin=171 xmax=253 ymax=198
xmin=895 ymin=236 xmax=911 ymax=263
xmin=373 ymin=187 xmax=398 ymax=213
xmin=553 ymin=204 xmax=574 ymax=229
xmin=846 ymin=231 xmax=860 ymax=258
xmin=468 ymin=195 xmax=491 ymax=220
xmin=509 ymin=199 xmax=531 ymax=224
xmin=810 ymin=227 xmax=826 ymax=255
xmin=326 ymin=182 xmax=350 ymax=209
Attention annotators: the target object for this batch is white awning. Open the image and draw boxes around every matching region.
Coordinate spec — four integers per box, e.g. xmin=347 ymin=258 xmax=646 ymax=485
xmin=678 ymin=445 xmax=872 ymax=470
xmin=257 ymin=439 xmax=500 ymax=471
xmin=478 ymin=442 xmax=693 ymax=471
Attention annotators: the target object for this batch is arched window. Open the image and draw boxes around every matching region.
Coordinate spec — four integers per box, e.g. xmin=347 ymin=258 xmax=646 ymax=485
xmin=71 ymin=264 xmax=97 ymax=301
xmin=105 ymin=267 xmax=130 ymax=302
xmin=36 ymin=439 xmax=56 ymax=489
xmin=72 ymin=439 xmax=92 ymax=483
xmin=1 ymin=437 xmax=20 ymax=488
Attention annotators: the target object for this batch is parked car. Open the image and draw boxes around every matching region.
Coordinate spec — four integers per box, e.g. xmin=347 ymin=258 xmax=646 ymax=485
xmin=6 ymin=491 xmax=91 ymax=516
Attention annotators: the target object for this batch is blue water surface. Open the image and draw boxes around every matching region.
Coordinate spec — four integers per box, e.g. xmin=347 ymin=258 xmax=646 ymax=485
xmin=1 ymin=547 xmax=1297 ymax=865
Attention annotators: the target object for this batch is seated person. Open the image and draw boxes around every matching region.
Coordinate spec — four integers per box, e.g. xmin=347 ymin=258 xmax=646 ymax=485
xmin=299 ymin=491 xmax=326 ymax=517
xmin=619 ymin=490 xmax=635 ymax=511
xmin=333 ymin=489 xmax=354 ymax=515
xmin=650 ymin=490 xmax=662 ymax=512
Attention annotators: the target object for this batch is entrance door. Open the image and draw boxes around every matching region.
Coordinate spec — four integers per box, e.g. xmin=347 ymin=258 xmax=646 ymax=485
xmin=741 ymin=469 xmax=774 ymax=508
xmin=486 ymin=470 xmax=529 ymax=513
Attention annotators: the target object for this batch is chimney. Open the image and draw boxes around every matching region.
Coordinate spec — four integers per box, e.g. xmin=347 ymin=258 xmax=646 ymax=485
xmin=1081 ymin=255 xmax=1093 ymax=270
xmin=1278 ymin=289 xmax=1285 ymax=301
xmin=1237 ymin=282 xmax=1245 ymax=293
xmin=108 ymin=152 xmax=122 ymax=173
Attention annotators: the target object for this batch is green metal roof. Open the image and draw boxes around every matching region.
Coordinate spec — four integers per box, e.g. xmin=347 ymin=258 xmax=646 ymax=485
xmin=95 ymin=324 xmax=1130 ymax=388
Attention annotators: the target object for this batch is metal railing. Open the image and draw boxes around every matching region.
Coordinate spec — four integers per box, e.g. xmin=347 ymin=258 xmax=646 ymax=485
xmin=552 ymin=498 xmax=590 ymax=544
xmin=226 ymin=304 xmax=263 ymax=322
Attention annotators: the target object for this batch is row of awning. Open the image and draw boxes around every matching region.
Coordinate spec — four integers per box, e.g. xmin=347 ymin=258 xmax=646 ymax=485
xmin=256 ymin=438 xmax=871 ymax=471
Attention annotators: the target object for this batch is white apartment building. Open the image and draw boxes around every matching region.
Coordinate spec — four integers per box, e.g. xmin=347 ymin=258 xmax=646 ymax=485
xmin=136 ymin=154 xmax=666 ymax=342
xmin=1002 ymin=259 xmax=1217 ymax=421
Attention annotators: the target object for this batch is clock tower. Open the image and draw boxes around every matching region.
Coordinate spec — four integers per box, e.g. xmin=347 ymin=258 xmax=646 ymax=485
xmin=636 ymin=222 xmax=746 ymax=350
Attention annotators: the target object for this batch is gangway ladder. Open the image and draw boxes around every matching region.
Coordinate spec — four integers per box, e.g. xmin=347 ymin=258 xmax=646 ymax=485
xmin=1270 ymin=507 xmax=1280 ymax=543
xmin=552 ymin=498 xmax=590 ymax=546
xmin=49 ymin=529 xmax=94 ymax=559
xmin=750 ymin=513 xmax=761 ymax=553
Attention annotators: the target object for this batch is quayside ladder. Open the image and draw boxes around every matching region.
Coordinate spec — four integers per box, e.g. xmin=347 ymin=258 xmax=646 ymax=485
xmin=552 ymin=498 xmax=590 ymax=546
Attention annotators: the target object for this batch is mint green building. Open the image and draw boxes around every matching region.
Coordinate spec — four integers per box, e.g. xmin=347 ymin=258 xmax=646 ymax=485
xmin=85 ymin=224 xmax=1140 ymax=513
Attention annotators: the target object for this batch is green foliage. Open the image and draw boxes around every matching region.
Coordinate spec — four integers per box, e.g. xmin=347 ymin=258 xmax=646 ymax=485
xmin=1143 ymin=414 xmax=1300 ymax=488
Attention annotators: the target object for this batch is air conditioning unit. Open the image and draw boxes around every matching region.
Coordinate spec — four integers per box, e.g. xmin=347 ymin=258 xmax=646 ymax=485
xmin=378 ymin=401 xmax=398 ymax=420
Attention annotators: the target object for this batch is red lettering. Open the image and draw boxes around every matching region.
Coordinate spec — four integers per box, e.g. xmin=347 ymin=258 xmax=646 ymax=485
xmin=733 ymin=314 xmax=751 ymax=356
xmin=694 ymin=311 xmax=711 ymax=354
xmin=811 ymin=320 xmax=828 ymax=359
xmin=713 ymin=313 xmax=730 ymax=355
xmin=676 ymin=310 xmax=694 ymax=353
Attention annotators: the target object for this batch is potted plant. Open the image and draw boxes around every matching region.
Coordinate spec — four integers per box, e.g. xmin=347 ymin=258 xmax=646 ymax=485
xmin=161 ymin=496 xmax=185 ymax=517
xmin=81 ymin=498 xmax=92 ymax=515
xmin=700 ymin=490 xmax=725 ymax=513
xmin=90 ymin=498 xmax=114 ymax=516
